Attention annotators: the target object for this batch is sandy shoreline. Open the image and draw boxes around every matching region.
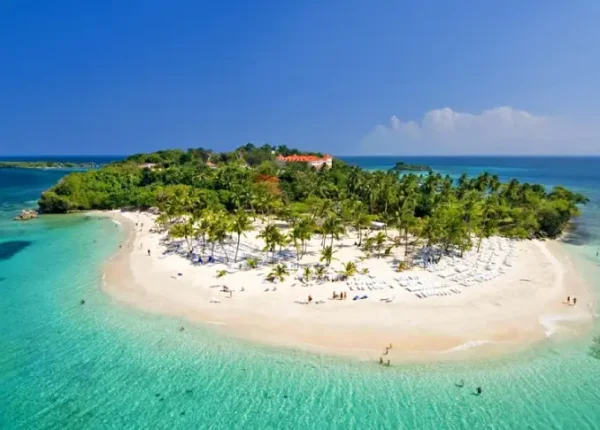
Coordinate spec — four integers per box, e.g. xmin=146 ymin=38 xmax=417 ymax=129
xmin=99 ymin=210 xmax=595 ymax=362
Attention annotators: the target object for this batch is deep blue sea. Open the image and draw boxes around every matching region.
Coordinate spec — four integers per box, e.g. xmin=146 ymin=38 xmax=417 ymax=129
xmin=1 ymin=156 xmax=599 ymax=429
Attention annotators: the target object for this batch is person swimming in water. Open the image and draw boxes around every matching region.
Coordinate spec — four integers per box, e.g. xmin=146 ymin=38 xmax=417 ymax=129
xmin=476 ymin=387 xmax=482 ymax=395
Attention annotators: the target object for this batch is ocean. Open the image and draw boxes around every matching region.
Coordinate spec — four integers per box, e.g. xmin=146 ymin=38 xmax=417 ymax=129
xmin=1 ymin=156 xmax=599 ymax=429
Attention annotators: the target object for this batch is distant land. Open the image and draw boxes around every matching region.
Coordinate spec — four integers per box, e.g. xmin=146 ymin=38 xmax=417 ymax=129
xmin=0 ymin=161 xmax=98 ymax=170
xmin=388 ymin=161 xmax=431 ymax=173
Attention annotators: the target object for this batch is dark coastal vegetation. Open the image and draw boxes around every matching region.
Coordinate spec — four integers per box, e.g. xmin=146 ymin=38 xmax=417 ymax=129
xmin=389 ymin=161 xmax=431 ymax=172
xmin=38 ymin=145 xmax=588 ymax=258
xmin=0 ymin=161 xmax=97 ymax=169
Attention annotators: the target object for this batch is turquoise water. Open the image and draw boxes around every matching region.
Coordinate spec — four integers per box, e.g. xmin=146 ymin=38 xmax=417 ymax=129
xmin=1 ymin=158 xmax=600 ymax=429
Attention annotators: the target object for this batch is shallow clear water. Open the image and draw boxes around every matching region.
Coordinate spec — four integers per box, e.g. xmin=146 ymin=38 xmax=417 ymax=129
xmin=1 ymin=158 xmax=599 ymax=429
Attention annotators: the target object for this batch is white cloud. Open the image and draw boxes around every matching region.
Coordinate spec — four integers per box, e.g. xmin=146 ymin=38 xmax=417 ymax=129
xmin=360 ymin=107 xmax=599 ymax=155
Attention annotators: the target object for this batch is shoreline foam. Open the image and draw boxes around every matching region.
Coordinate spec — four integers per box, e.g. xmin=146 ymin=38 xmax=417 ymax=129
xmin=98 ymin=210 xmax=595 ymax=362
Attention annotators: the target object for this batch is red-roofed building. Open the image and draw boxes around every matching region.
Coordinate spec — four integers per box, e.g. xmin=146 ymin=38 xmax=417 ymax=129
xmin=275 ymin=154 xmax=332 ymax=169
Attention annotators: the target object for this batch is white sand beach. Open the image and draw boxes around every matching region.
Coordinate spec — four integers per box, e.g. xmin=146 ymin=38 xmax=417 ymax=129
xmin=101 ymin=211 xmax=595 ymax=362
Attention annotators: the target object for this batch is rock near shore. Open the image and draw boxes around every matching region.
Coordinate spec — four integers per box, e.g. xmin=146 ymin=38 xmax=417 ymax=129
xmin=14 ymin=209 xmax=39 ymax=221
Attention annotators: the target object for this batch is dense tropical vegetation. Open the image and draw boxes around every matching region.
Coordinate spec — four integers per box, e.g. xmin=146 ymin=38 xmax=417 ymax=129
xmin=38 ymin=145 xmax=588 ymax=264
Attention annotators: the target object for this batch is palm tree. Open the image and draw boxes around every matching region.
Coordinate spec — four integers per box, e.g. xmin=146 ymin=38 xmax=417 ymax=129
xmin=275 ymin=230 xmax=289 ymax=260
xmin=322 ymin=215 xmax=345 ymax=249
xmin=475 ymin=172 xmax=492 ymax=192
xmin=168 ymin=219 xmax=195 ymax=254
xmin=246 ymin=257 xmax=259 ymax=270
xmin=363 ymin=236 xmax=375 ymax=257
xmin=314 ymin=265 xmax=326 ymax=280
xmin=347 ymin=166 xmax=365 ymax=195
xmin=195 ymin=213 xmax=213 ymax=252
xmin=232 ymin=210 xmax=253 ymax=262
xmin=339 ymin=261 xmax=357 ymax=279
xmin=396 ymin=196 xmax=418 ymax=259
xmin=302 ymin=266 xmax=311 ymax=282
xmin=288 ymin=228 xmax=302 ymax=261
xmin=320 ymin=245 xmax=337 ymax=267
xmin=268 ymin=264 xmax=289 ymax=283
xmin=208 ymin=214 xmax=231 ymax=262
xmin=477 ymin=196 xmax=500 ymax=252
xmin=373 ymin=231 xmax=387 ymax=258
xmin=353 ymin=212 xmax=371 ymax=246
xmin=297 ymin=217 xmax=314 ymax=257
xmin=488 ymin=174 xmax=501 ymax=194
xmin=258 ymin=224 xmax=279 ymax=262
xmin=155 ymin=213 xmax=171 ymax=232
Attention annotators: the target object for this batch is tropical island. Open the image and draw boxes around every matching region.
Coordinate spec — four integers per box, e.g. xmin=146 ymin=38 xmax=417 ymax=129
xmin=388 ymin=161 xmax=431 ymax=173
xmin=39 ymin=144 xmax=586 ymax=240
xmin=40 ymin=144 xmax=593 ymax=360
xmin=0 ymin=161 xmax=98 ymax=169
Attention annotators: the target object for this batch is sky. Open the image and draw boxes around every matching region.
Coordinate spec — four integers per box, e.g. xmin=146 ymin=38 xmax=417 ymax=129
xmin=1 ymin=0 xmax=599 ymax=156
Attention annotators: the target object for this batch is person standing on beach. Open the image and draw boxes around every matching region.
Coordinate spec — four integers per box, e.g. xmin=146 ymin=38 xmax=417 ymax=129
xmin=567 ymin=296 xmax=571 ymax=305
xmin=573 ymin=297 xmax=577 ymax=306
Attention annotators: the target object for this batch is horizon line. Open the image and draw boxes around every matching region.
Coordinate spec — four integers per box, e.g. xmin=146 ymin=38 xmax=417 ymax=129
xmin=1 ymin=153 xmax=599 ymax=158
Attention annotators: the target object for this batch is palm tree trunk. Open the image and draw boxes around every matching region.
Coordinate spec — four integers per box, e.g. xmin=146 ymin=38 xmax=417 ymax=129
xmin=221 ymin=242 xmax=229 ymax=262
xmin=234 ymin=233 xmax=241 ymax=262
